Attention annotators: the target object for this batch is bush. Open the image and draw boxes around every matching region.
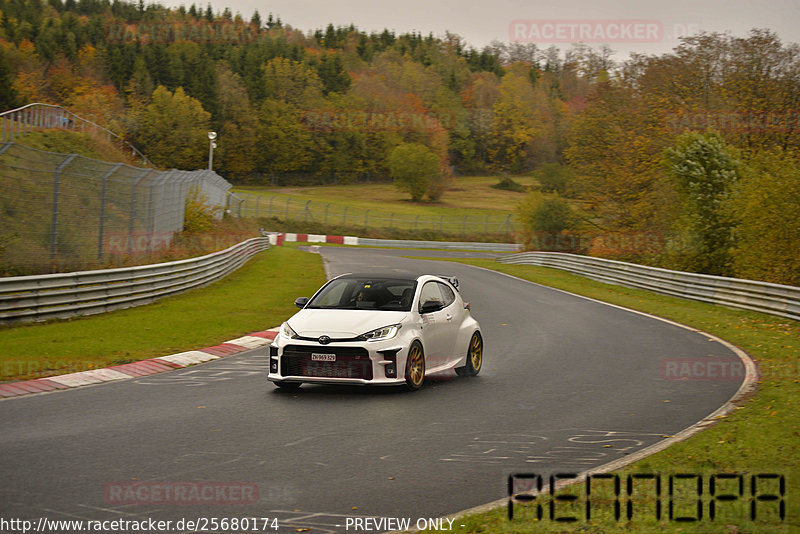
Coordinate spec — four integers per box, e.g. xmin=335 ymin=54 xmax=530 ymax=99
xmin=183 ymin=188 xmax=222 ymax=234
xmin=533 ymin=163 xmax=571 ymax=194
xmin=517 ymin=192 xmax=573 ymax=233
xmin=491 ymin=176 xmax=526 ymax=192
xmin=387 ymin=142 xmax=441 ymax=202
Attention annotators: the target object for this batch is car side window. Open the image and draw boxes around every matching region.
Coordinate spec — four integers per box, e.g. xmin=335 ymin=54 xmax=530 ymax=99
xmin=437 ymin=282 xmax=456 ymax=307
xmin=418 ymin=281 xmax=444 ymax=312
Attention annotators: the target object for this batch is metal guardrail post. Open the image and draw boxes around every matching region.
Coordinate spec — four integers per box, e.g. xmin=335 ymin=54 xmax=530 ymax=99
xmin=49 ymin=154 xmax=78 ymax=265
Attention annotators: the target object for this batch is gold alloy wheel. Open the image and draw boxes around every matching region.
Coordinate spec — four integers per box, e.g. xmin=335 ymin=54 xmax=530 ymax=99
xmin=469 ymin=333 xmax=483 ymax=372
xmin=406 ymin=344 xmax=425 ymax=388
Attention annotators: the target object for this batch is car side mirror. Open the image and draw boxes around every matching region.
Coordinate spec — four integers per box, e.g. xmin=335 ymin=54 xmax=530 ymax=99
xmin=294 ymin=297 xmax=309 ymax=309
xmin=420 ymin=300 xmax=444 ymax=314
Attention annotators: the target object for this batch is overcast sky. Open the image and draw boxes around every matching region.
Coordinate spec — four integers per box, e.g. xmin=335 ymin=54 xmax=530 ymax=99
xmin=162 ymin=0 xmax=799 ymax=60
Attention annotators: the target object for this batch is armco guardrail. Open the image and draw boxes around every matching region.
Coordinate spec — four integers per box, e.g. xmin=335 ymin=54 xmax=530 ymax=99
xmin=352 ymin=238 xmax=522 ymax=252
xmin=499 ymin=252 xmax=800 ymax=321
xmin=0 ymin=237 xmax=270 ymax=325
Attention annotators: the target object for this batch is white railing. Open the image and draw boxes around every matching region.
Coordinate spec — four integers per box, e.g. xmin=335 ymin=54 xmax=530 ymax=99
xmin=0 ymin=103 xmax=152 ymax=166
xmin=499 ymin=252 xmax=800 ymax=321
xmin=0 ymin=238 xmax=270 ymax=325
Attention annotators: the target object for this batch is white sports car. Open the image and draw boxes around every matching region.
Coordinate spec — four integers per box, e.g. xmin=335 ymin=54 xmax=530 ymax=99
xmin=267 ymin=273 xmax=483 ymax=391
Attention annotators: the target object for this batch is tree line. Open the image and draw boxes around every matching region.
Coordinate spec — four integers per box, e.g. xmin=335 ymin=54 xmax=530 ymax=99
xmin=0 ymin=0 xmax=798 ymax=284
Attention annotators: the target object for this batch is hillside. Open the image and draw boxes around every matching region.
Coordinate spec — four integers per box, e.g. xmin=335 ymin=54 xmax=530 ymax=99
xmin=12 ymin=130 xmax=149 ymax=167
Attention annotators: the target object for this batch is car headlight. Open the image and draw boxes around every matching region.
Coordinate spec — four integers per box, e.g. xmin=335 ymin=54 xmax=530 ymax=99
xmin=359 ymin=324 xmax=401 ymax=342
xmin=281 ymin=322 xmax=298 ymax=339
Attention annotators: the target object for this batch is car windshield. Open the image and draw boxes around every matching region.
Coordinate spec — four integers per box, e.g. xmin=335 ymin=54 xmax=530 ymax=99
xmin=306 ymin=278 xmax=417 ymax=311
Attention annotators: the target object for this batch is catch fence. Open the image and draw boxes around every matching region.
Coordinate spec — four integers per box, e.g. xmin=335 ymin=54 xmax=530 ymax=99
xmin=0 ymin=142 xmax=231 ymax=274
xmin=227 ymin=192 xmax=517 ymax=238
xmin=0 ymin=103 xmax=152 ymax=166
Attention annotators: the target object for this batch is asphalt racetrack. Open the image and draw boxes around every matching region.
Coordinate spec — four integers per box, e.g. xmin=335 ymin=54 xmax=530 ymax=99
xmin=0 ymin=247 xmax=744 ymax=532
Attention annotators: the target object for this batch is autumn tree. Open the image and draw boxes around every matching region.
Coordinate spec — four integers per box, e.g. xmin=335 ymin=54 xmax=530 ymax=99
xmin=215 ymin=62 xmax=258 ymax=178
xmin=136 ymin=85 xmax=211 ymax=169
xmin=387 ymin=142 xmax=440 ymax=201
xmin=725 ymin=148 xmax=800 ymax=285
xmin=662 ymin=132 xmax=742 ymax=275
xmin=262 ymin=57 xmax=324 ymax=106
xmin=488 ymin=63 xmax=540 ymax=172
xmin=256 ymin=99 xmax=314 ymax=180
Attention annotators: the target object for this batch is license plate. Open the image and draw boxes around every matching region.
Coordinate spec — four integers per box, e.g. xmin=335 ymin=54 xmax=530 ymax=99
xmin=311 ymin=353 xmax=336 ymax=362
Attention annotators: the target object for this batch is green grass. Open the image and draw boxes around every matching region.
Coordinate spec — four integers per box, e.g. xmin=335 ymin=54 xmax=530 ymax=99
xmin=233 ymin=176 xmax=537 ymax=237
xmin=419 ymin=259 xmax=799 ymax=533
xmin=14 ymin=129 xmax=144 ymax=166
xmin=0 ymin=246 xmax=326 ymax=381
xmin=235 ymin=176 xmax=537 ymax=215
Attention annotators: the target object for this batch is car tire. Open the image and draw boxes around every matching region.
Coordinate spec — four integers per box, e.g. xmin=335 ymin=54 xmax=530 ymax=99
xmin=273 ymin=381 xmax=302 ymax=391
xmin=404 ymin=341 xmax=425 ymax=391
xmin=455 ymin=331 xmax=483 ymax=377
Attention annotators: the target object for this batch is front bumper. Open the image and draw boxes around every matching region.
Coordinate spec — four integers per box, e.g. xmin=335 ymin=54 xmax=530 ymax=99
xmin=267 ymin=340 xmax=408 ymax=386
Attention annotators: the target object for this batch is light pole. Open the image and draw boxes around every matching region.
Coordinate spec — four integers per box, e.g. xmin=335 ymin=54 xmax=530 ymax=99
xmin=208 ymin=131 xmax=217 ymax=170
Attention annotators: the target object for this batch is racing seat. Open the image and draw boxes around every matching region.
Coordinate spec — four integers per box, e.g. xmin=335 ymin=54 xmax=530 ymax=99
xmin=400 ymin=288 xmax=414 ymax=310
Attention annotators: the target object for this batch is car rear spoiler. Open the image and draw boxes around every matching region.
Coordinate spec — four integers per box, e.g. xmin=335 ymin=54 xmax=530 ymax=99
xmin=436 ymin=275 xmax=460 ymax=291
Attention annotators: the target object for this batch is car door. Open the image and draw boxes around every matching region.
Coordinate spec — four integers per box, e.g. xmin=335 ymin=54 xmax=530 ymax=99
xmin=434 ymin=281 xmax=461 ymax=362
xmin=417 ymin=281 xmax=449 ymax=364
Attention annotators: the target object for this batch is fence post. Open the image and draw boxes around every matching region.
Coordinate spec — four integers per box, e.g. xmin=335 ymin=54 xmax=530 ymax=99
xmin=146 ymin=175 xmax=165 ymax=255
xmin=49 ymin=154 xmax=78 ymax=267
xmin=304 ymin=200 xmax=311 ymax=222
xmin=268 ymin=196 xmax=274 ymax=218
xmin=364 ymin=209 xmax=369 ymax=230
xmin=97 ymin=162 xmax=123 ymax=261
xmin=499 ymin=214 xmax=512 ymax=240
xmin=389 ymin=212 xmax=394 ymax=229
xmin=324 ymin=203 xmax=330 ymax=225
xmin=343 ymin=206 xmax=348 ymax=226
xmin=255 ymin=195 xmax=261 ymax=217
xmin=285 ymin=196 xmax=291 ymax=220
xmin=127 ymin=170 xmax=152 ymax=254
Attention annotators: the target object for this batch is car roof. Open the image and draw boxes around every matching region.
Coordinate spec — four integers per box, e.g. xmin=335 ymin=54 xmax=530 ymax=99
xmin=334 ymin=273 xmax=459 ymax=289
xmin=336 ymin=272 xmax=422 ymax=281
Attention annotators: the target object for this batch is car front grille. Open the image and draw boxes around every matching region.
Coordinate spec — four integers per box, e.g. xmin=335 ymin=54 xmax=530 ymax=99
xmin=281 ymin=345 xmax=373 ymax=380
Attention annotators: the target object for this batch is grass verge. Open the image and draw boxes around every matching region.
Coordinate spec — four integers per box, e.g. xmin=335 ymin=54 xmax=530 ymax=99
xmin=423 ymin=258 xmax=799 ymax=533
xmin=0 ymin=246 xmax=326 ymax=382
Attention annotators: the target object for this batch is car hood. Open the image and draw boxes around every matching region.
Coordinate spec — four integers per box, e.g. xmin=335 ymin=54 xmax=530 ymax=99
xmin=287 ymin=309 xmax=410 ymax=338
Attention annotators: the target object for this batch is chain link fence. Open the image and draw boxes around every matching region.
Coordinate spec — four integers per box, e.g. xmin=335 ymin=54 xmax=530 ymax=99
xmin=227 ymin=192 xmax=517 ymax=238
xmin=0 ymin=103 xmax=152 ymax=166
xmin=0 ymin=142 xmax=231 ymax=275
